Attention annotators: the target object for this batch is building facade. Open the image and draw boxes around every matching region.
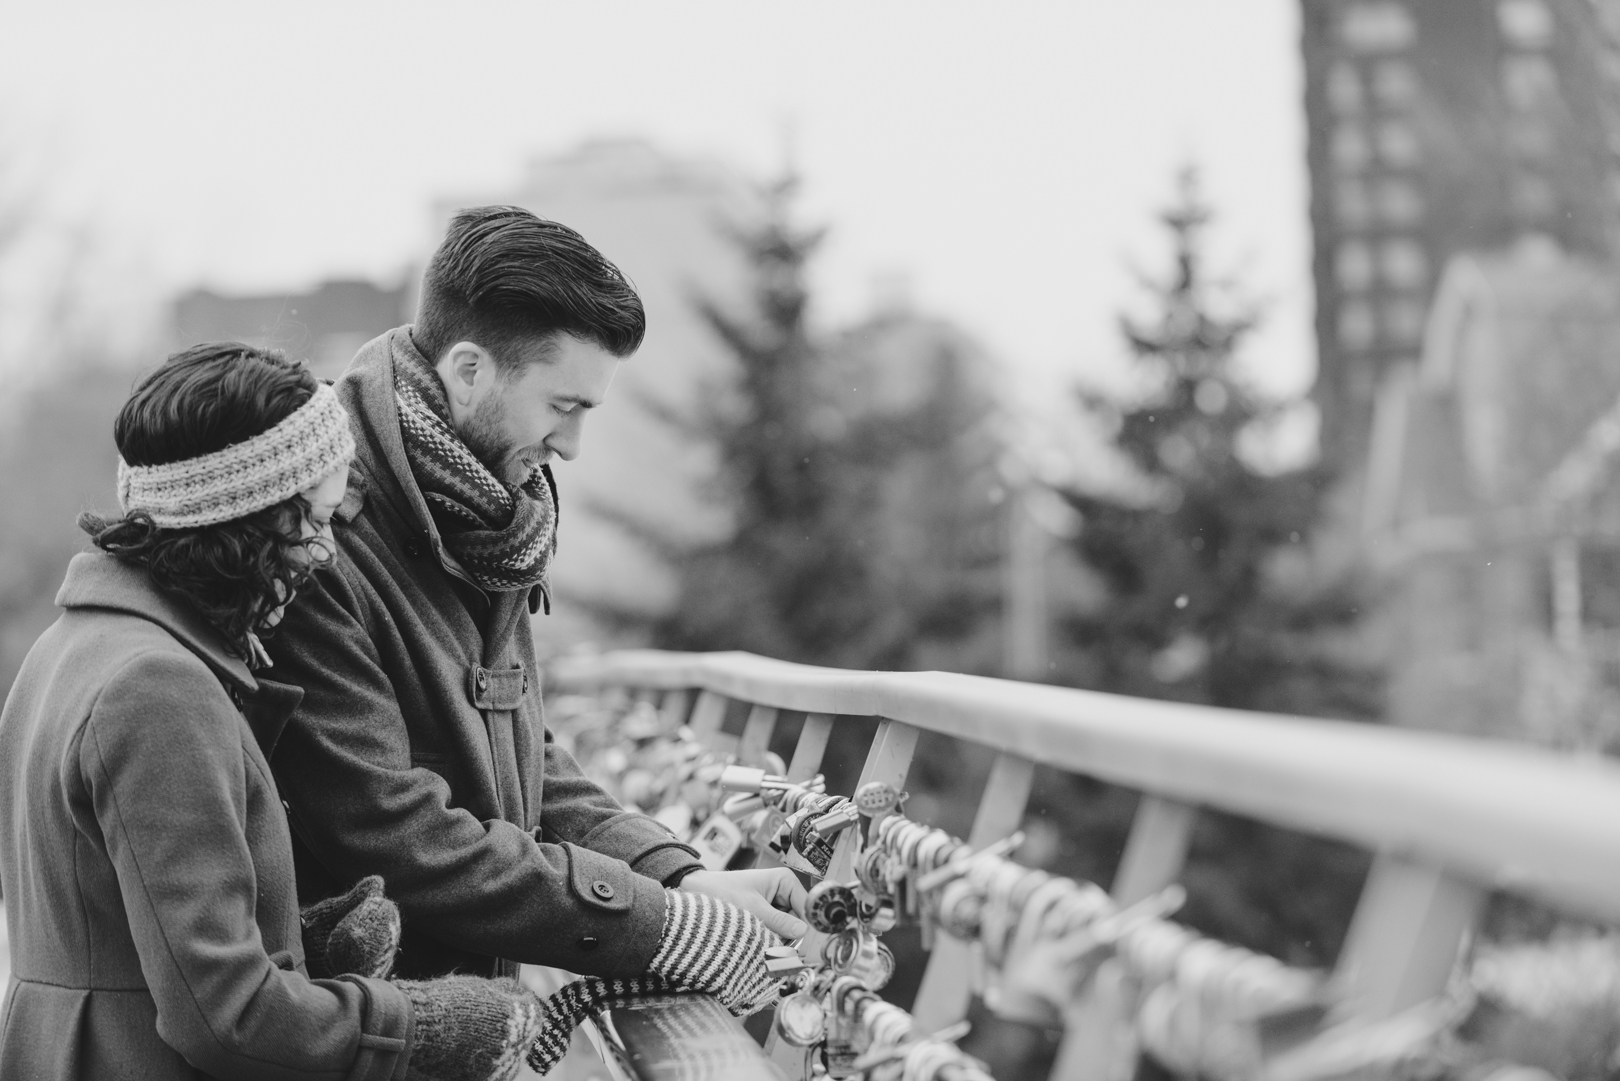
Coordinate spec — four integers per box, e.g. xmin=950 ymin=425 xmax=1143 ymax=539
xmin=1302 ymin=0 xmax=1620 ymax=471
xmin=173 ymin=279 xmax=412 ymax=382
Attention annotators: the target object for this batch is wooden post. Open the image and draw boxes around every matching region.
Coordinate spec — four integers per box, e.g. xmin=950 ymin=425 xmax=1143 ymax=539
xmin=910 ymin=752 xmax=1036 ymax=1031
xmin=1049 ymin=795 xmax=1197 ymax=1081
xmin=1333 ymin=853 xmax=1485 ymax=1020
xmin=767 ymin=720 xmax=919 ymax=1077
xmin=738 ymin=704 xmax=780 ymax=767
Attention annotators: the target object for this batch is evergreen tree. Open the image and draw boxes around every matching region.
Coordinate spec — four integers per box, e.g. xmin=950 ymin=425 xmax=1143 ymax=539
xmin=1038 ymin=168 xmax=1382 ymax=969
xmin=649 ymin=174 xmax=1001 ymax=671
xmin=1061 ymin=167 xmax=1379 ymax=720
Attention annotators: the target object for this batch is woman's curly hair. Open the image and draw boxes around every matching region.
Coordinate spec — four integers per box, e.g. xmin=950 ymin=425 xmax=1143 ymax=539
xmin=79 ymin=343 xmax=336 ymax=661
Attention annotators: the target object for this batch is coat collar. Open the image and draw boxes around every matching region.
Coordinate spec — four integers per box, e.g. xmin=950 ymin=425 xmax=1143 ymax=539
xmin=56 ymin=551 xmax=304 ymax=756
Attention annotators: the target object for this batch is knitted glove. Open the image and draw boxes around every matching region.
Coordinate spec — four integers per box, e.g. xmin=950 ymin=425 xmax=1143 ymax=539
xmin=399 ymin=976 xmax=543 ymax=1081
xmin=646 ymin=888 xmax=784 ymax=1016
xmin=300 ymin=875 xmax=401 ymax=979
xmin=525 ymin=974 xmax=678 ymax=1077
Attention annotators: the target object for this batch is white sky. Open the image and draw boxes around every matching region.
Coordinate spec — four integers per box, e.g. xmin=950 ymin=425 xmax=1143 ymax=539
xmin=0 ymin=0 xmax=1313 ymax=413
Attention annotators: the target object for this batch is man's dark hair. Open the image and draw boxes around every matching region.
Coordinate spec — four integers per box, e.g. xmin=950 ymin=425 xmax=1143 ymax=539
xmin=414 ymin=205 xmax=646 ymax=371
xmin=80 ymin=343 xmax=332 ymax=660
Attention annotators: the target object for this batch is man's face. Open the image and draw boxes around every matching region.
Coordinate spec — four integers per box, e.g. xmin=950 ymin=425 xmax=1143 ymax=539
xmin=458 ymin=333 xmax=621 ymax=485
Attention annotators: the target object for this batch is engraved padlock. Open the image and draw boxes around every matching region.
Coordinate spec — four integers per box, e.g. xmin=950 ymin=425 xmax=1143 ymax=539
xmin=807 ymin=881 xmax=858 ymax=934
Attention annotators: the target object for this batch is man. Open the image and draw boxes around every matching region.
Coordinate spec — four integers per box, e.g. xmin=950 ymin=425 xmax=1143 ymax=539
xmin=266 ymin=205 xmax=806 ymax=982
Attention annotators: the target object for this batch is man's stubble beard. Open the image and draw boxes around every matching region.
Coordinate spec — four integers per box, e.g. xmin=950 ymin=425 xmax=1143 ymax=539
xmin=457 ymin=387 xmax=523 ymax=484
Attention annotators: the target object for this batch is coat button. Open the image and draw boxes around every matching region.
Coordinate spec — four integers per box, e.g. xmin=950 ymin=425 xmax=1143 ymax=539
xmin=591 ymin=881 xmax=615 ymax=900
xmin=578 ymin=936 xmax=599 ymax=951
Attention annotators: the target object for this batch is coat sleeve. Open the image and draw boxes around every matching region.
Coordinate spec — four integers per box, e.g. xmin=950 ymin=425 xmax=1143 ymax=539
xmin=267 ymin=562 xmax=670 ymax=977
xmin=537 ymin=734 xmax=704 ymax=885
xmin=82 ymin=651 xmax=414 ymax=1081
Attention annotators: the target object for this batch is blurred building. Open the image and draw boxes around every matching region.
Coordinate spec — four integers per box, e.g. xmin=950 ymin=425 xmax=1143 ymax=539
xmin=1302 ymin=0 xmax=1620 ymax=471
xmin=1363 ymin=238 xmax=1620 ymax=748
xmin=173 ymin=279 xmax=412 ymax=381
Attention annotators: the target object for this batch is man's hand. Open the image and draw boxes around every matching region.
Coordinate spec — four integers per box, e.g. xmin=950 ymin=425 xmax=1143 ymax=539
xmin=678 ymin=868 xmax=809 ymax=940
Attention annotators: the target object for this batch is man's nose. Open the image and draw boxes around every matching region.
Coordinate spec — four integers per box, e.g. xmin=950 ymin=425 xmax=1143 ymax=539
xmin=546 ymin=416 xmax=584 ymax=461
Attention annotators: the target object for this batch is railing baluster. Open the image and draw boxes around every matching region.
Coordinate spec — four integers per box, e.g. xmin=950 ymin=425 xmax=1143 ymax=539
xmin=786 ymin=713 xmax=835 ymax=782
xmin=656 ymin=687 xmax=692 ymax=732
xmin=1109 ymin=795 xmax=1197 ymax=906
xmin=686 ymin=689 xmax=738 ymax=757
xmin=737 ymin=704 xmax=779 ymax=767
xmin=767 ymin=719 xmax=920 ymax=1078
xmin=910 ymin=752 xmax=1036 ymax=1031
xmin=1332 ymin=852 xmax=1485 ymax=1019
xmin=1049 ymin=795 xmax=1198 ymax=1081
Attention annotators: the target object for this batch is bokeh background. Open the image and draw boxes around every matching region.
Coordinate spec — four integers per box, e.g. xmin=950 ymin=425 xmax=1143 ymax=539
xmin=7 ymin=2 xmax=1620 ymax=1078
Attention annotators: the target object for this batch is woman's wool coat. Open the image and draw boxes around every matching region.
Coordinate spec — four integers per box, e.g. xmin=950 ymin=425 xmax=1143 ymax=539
xmin=0 ymin=553 xmax=414 ymax=1081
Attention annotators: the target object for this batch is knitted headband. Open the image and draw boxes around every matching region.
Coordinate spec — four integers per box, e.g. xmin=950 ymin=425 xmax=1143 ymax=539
xmin=117 ymin=381 xmax=356 ymax=529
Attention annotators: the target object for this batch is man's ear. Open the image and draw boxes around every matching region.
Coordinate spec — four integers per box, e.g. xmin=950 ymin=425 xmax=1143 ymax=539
xmin=434 ymin=342 xmax=497 ymax=418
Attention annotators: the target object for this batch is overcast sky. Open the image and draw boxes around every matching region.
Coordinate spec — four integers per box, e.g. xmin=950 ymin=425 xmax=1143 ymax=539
xmin=1 ymin=0 xmax=1310 ymax=413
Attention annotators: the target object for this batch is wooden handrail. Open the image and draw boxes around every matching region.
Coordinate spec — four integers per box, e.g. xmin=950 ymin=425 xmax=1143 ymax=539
xmin=549 ymin=649 xmax=1620 ymax=924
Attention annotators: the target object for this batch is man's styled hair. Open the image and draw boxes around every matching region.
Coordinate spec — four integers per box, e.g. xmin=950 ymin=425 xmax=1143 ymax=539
xmin=414 ymin=205 xmax=646 ymax=371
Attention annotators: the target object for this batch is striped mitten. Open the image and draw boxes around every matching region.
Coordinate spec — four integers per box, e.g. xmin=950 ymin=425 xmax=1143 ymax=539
xmin=646 ymin=888 xmax=784 ymax=1015
xmin=525 ymin=974 xmax=678 ymax=1076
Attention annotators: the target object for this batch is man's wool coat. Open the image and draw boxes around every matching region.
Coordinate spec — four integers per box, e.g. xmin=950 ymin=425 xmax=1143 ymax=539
xmin=0 ymin=553 xmax=415 ymax=1081
xmin=265 ymin=327 xmax=702 ymax=981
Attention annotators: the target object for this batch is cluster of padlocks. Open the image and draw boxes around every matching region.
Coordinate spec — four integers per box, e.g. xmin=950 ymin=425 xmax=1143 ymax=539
xmin=546 ymin=691 xmax=1571 ymax=1081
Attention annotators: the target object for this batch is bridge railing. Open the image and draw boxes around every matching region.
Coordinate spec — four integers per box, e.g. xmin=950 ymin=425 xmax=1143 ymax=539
xmin=546 ymin=648 xmax=1620 ymax=1079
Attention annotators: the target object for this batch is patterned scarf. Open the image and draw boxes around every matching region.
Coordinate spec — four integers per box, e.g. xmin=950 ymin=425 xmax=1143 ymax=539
xmin=392 ymin=338 xmax=557 ymax=594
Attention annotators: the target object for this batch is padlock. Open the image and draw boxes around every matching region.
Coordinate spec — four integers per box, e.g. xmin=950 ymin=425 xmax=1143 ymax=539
xmin=936 ymin=877 xmax=983 ymax=940
xmin=807 ymin=881 xmax=859 ymax=934
xmin=689 ymin=812 xmax=744 ymax=871
xmin=750 ymin=807 xmax=787 ymax=851
xmin=854 ymin=845 xmax=891 ymax=898
xmin=774 ymin=989 xmax=826 ymax=1047
xmin=852 ymin=780 xmax=903 ymax=816
xmin=859 ymin=897 xmax=898 ymax=934
xmin=822 ymin=927 xmax=895 ymax=991
xmin=811 ymin=802 xmax=861 ymax=838
xmin=781 ymin=807 xmax=837 ymax=877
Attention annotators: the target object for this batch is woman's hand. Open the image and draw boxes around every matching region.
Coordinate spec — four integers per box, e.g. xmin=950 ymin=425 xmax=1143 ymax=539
xmin=677 ymin=867 xmax=808 ymax=940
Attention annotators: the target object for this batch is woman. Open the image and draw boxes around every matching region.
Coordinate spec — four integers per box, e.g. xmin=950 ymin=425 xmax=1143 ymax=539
xmin=0 ymin=343 xmax=543 ymax=1081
